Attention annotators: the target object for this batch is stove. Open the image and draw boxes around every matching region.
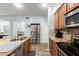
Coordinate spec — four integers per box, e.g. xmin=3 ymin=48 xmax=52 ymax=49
xmin=73 ymin=34 xmax=79 ymax=48
xmin=67 ymin=46 xmax=79 ymax=56
xmin=57 ymin=42 xmax=79 ymax=56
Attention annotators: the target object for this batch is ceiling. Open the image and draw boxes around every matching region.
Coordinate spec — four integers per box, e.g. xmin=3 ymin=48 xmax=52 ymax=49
xmin=0 ymin=3 xmax=54 ymax=16
xmin=0 ymin=3 xmax=55 ymax=16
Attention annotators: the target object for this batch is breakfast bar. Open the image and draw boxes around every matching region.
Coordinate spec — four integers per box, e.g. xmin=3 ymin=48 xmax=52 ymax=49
xmin=0 ymin=36 xmax=31 ymax=56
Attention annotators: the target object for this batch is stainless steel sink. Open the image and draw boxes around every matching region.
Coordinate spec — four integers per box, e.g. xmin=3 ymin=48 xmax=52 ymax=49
xmin=11 ymin=37 xmax=28 ymax=41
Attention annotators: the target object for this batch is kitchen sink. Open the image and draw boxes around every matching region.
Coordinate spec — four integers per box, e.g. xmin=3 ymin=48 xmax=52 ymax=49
xmin=11 ymin=37 xmax=28 ymax=41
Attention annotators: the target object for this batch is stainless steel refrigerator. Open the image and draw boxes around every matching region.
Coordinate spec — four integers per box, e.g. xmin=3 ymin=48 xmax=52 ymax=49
xmin=30 ymin=24 xmax=40 ymax=44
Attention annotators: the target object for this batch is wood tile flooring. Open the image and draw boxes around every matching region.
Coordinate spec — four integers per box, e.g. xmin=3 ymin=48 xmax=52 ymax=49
xmin=30 ymin=43 xmax=50 ymax=56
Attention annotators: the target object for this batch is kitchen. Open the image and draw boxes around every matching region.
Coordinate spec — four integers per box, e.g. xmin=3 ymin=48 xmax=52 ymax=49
xmin=49 ymin=3 xmax=79 ymax=56
xmin=0 ymin=3 xmax=49 ymax=56
xmin=0 ymin=3 xmax=79 ymax=56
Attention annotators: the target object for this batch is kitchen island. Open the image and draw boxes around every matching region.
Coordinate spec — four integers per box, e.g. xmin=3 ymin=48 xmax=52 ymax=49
xmin=0 ymin=36 xmax=31 ymax=56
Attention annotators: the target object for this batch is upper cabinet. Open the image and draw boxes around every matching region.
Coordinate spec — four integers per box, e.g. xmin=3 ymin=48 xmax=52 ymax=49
xmin=54 ymin=4 xmax=66 ymax=29
xmin=58 ymin=4 xmax=66 ymax=29
xmin=54 ymin=3 xmax=79 ymax=29
xmin=66 ymin=3 xmax=79 ymax=13
xmin=54 ymin=11 xmax=59 ymax=29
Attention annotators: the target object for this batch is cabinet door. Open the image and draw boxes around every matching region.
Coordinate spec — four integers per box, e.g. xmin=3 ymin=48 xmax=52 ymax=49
xmin=54 ymin=11 xmax=59 ymax=29
xmin=49 ymin=39 xmax=51 ymax=54
xmin=52 ymin=40 xmax=57 ymax=56
xmin=15 ymin=45 xmax=23 ymax=56
xmin=23 ymin=39 xmax=29 ymax=56
xmin=59 ymin=4 xmax=66 ymax=29
xmin=49 ymin=38 xmax=57 ymax=56
xmin=49 ymin=39 xmax=54 ymax=55
xmin=70 ymin=3 xmax=78 ymax=9
xmin=67 ymin=3 xmax=79 ymax=13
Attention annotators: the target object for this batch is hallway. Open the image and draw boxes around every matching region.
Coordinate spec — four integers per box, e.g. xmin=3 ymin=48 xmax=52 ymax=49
xmin=29 ymin=43 xmax=50 ymax=56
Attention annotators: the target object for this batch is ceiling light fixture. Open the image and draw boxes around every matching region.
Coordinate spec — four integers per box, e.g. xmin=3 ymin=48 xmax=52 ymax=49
xmin=14 ymin=3 xmax=23 ymax=8
xmin=42 ymin=3 xmax=48 ymax=8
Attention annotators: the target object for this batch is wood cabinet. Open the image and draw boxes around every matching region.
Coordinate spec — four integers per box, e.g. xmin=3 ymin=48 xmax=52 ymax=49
xmin=58 ymin=4 xmax=66 ymax=29
xmin=54 ymin=3 xmax=79 ymax=29
xmin=49 ymin=38 xmax=57 ymax=56
xmin=23 ymin=38 xmax=30 ymax=56
xmin=66 ymin=3 xmax=79 ymax=13
xmin=49 ymin=38 xmax=52 ymax=55
xmin=52 ymin=40 xmax=57 ymax=56
xmin=14 ymin=45 xmax=23 ymax=56
xmin=54 ymin=4 xmax=66 ymax=29
xmin=54 ymin=11 xmax=59 ymax=29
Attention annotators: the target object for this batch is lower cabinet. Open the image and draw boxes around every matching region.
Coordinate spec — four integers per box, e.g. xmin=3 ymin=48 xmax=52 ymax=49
xmin=10 ymin=45 xmax=23 ymax=56
xmin=15 ymin=39 xmax=31 ymax=56
xmin=7 ymin=38 xmax=31 ymax=56
xmin=23 ymin=38 xmax=30 ymax=56
xmin=14 ymin=45 xmax=23 ymax=56
xmin=49 ymin=38 xmax=67 ymax=56
xmin=49 ymin=38 xmax=57 ymax=56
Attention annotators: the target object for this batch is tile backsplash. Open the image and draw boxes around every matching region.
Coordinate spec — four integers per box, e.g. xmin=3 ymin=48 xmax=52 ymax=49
xmin=49 ymin=27 xmax=79 ymax=38
xmin=49 ymin=29 xmax=55 ymax=37
xmin=66 ymin=27 xmax=79 ymax=34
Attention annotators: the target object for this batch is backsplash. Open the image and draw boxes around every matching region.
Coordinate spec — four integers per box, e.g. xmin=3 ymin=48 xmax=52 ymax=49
xmin=66 ymin=27 xmax=79 ymax=34
xmin=49 ymin=29 xmax=55 ymax=37
xmin=49 ymin=27 xmax=79 ymax=38
xmin=54 ymin=27 xmax=79 ymax=34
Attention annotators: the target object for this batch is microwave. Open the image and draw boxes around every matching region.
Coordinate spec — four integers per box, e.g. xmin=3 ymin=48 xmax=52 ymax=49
xmin=65 ymin=7 xmax=79 ymax=27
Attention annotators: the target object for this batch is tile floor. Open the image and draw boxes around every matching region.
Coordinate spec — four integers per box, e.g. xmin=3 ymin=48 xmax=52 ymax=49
xmin=30 ymin=43 xmax=50 ymax=56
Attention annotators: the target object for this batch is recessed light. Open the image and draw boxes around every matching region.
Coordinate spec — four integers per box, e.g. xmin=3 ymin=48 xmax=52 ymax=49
xmin=14 ymin=3 xmax=23 ymax=8
xmin=41 ymin=3 xmax=48 ymax=8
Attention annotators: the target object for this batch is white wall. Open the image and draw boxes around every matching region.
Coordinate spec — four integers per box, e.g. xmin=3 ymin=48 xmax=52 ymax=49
xmin=40 ymin=19 xmax=48 ymax=43
xmin=30 ymin=16 xmax=48 ymax=43
xmin=0 ymin=16 xmax=48 ymax=43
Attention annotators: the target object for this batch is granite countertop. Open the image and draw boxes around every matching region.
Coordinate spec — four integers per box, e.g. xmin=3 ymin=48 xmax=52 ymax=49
xmin=0 ymin=36 xmax=31 ymax=56
xmin=49 ymin=36 xmax=71 ymax=43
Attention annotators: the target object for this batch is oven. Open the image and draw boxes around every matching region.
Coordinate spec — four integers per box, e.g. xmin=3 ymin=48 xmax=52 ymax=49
xmin=74 ymin=39 xmax=79 ymax=48
xmin=73 ymin=34 xmax=79 ymax=48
